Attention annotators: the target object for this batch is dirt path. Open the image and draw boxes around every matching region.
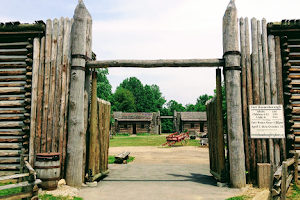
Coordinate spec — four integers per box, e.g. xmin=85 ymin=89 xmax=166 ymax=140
xmin=79 ymin=146 xmax=242 ymax=200
xmin=108 ymin=146 xmax=210 ymax=164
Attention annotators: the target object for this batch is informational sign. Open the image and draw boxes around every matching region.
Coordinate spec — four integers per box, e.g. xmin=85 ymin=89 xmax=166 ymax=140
xmin=249 ymin=105 xmax=285 ymax=139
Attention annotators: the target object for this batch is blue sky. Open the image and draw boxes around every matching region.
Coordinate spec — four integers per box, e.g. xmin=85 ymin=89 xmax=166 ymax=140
xmin=1 ymin=0 xmax=300 ymax=105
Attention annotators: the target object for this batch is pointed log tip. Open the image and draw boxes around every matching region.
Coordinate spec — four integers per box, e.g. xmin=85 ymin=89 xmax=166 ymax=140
xmin=226 ymin=0 xmax=236 ymax=10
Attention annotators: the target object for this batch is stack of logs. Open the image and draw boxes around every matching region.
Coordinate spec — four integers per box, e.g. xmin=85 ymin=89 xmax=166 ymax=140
xmin=0 ymin=33 xmax=36 ymax=178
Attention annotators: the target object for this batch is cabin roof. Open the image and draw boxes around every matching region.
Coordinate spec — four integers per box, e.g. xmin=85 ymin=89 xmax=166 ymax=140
xmin=114 ymin=112 xmax=153 ymax=122
xmin=180 ymin=112 xmax=207 ymax=122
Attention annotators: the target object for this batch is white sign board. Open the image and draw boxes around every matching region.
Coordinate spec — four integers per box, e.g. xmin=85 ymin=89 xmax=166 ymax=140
xmin=249 ymin=105 xmax=285 ymax=139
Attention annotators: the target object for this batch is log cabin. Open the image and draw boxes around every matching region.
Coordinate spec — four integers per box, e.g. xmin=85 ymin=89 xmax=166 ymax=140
xmin=179 ymin=112 xmax=207 ymax=135
xmin=113 ymin=112 xmax=158 ymax=134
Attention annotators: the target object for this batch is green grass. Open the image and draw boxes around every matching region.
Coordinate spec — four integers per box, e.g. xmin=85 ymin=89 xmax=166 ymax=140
xmin=108 ymin=155 xmax=135 ymax=164
xmin=287 ymin=183 xmax=300 ymax=199
xmin=226 ymin=195 xmax=251 ymax=200
xmin=110 ymin=134 xmax=201 ymax=147
xmin=0 ymin=183 xmax=22 ymax=197
xmin=39 ymin=194 xmax=83 ymax=200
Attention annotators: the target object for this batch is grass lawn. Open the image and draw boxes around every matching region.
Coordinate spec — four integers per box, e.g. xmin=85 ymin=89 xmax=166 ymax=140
xmin=108 ymin=155 xmax=135 ymax=164
xmin=0 ymin=183 xmax=21 ymax=197
xmin=39 ymin=194 xmax=83 ymax=200
xmin=110 ymin=133 xmax=202 ymax=147
xmin=287 ymin=183 xmax=300 ymax=199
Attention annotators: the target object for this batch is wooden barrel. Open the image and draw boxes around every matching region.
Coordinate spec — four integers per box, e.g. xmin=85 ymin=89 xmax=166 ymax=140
xmin=35 ymin=152 xmax=60 ymax=190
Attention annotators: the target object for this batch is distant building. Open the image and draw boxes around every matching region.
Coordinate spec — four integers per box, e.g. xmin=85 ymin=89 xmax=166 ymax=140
xmin=173 ymin=111 xmax=207 ymax=135
xmin=112 ymin=112 xmax=160 ymax=134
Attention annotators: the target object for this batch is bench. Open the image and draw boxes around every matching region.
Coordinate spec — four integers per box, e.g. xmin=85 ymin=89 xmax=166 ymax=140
xmin=115 ymin=151 xmax=130 ymax=164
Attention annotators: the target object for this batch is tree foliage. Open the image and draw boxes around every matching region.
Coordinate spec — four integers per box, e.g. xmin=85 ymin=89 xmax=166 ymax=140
xmin=111 ymin=87 xmax=136 ymax=112
xmin=96 ymin=68 xmax=112 ymax=101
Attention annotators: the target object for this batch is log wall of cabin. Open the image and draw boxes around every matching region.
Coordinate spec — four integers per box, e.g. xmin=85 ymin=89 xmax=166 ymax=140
xmin=117 ymin=122 xmax=151 ymax=134
xmin=182 ymin=121 xmax=207 ymax=133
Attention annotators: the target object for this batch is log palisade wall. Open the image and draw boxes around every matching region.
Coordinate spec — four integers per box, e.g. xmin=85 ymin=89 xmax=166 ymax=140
xmin=29 ymin=18 xmax=73 ymax=178
xmin=0 ymin=22 xmax=45 ymax=177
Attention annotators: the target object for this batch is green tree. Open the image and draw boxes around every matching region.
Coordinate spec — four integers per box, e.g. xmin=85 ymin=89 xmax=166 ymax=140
xmin=194 ymin=94 xmax=213 ymax=111
xmin=96 ymin=68 xmax=112 ymax=101
xmin=111 ymin=87 xmax=136 ymax=112
xmin=118 ymin=77 xmax=146 ymax=112
xmin=166 ymin=100 xmax=185 ymax=115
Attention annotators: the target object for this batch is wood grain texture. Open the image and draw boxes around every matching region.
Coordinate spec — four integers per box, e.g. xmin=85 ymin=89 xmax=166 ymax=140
xmin=239 ymin=17 xmax=251 ymax=183
xmin=66 ymin=1 xmax=88 ymax=187
xmin=29 ymin=38 xmax=40 ymax=166
xmin=223 ymin=0 xmax=246 ymax=188
xmin=42 ymin=19 xmax=52 ymax=153
xmin=35 ymin=36 xmax=45 ymax=158
xmin=47 ymin=18 xmax=59 ymax=152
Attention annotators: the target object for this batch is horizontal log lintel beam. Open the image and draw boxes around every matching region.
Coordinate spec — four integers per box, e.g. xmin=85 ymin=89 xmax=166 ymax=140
xmin=86 ymin=58 xmax=224 ymax=68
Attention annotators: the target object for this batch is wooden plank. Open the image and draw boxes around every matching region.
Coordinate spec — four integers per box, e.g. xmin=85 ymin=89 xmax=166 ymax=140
xmin=281 ymin=162 xmax=287 ymax=200
xmin=29 ymin=38 xmax=40 ymax=166
xmin=0 ymin=71 xmax=26 ymax=76
xmin=0 ymin=101 xmax=24 ymax=107
xmin=251 ymin=18 xmax=262 ymax=165
xmin=0 ymin=173 xmax=29 ymax=181
xmin=0 ymin=157 xmax=20 ymax=164
xmin=89 ymin=71 xmax=98 ymax=175
xmin=274 ymin=165 xmax=282 ymax=180
xmin=41 ymin=19 xmax=52 ymax=153
xmin=60 ymin=17 xmax=71 ymax=179
xmin=223 ymin=0 xmax=246 ymax=188
xmin=0 ymin=55 xmax=27 ymax=62
xmin=66 ymin=2 xmax=88 ymax=187
xmin=86 ymin=58 xmax=224 ymax=68
xmin=0 ymin=150 xmax=21 ymax=156
xmin=0 ymin=62 xmax=26 ymax=68
xmin=257 ymin=20 xmax=268 ymax=163
xmin=104 ymin=101 xmax=111 ymax=170
xmin=0 ymin=49 xmax=27 ymax=55
xmin=0 ymin=42 xmax=28 ymax=48
xmin=294 ymin=153 xmax=299 ymax=183
xmin=0 ymin=143 xmax=22 ymax=149
xmin=0 ymin=131 xmax=25 ymax=136
xmin=52 ymin=17 xmax=64 ymax=153
xmin=0 ymin=122 xmax=24 ymax=128
xmin=0 ymin=179 xmax=41 ymax=190
xmin=0 ymin=191 xmax=32 ymax=200
xmin=47 ymin=18 xmax=59 ymax=153
xmin=245 ymin=17 xmax=256 ymax=183
xmin=98 ymin=99 xmax=104 ymax=172
xmin=0 ymin=87 xmax=25 ymax=94
xmin=35 ymin=36 xmax=45 ymax=157
xmin=216 ymin=68 xmax=225 ymax=181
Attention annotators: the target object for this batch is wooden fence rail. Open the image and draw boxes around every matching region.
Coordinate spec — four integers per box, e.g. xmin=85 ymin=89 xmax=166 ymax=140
xmin=271 ymin=153 xmax=299 ymax=200
xmin=0 ymin=148 xmax=41 ymax=200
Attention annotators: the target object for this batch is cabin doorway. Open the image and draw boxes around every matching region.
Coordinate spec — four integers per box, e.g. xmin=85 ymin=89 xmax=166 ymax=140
xmin=132 ymin=124 xmax=137 ymax=134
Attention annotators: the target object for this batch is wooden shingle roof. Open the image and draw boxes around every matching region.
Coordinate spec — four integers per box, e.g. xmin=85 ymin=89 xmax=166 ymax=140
xmin=180 ymin=112 xmax=207 ymax=121
xmin=114 ymin=112 xmax=153 ymax=122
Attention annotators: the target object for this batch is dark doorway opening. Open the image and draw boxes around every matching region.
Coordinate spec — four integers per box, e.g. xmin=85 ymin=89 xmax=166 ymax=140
xmin=133 ymin=124 xmax=137 ymax=134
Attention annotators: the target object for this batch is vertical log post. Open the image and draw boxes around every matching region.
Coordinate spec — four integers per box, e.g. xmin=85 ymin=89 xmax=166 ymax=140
xmin=245 ymin=17 xmax=256 ymax=183
xmin=275 ymin=36 xmax=287 ymax=162
xmin=257 ymin=20 xmax=268 ymax=163
xmin=251 ymin=18 xmax=263 ymax=164
xmin=89 ymin=71 xmax=98 ymax=176
xmin=29 ymin=38 xmax=40 ymax=166
xmin=281 ymin=161 xmax=288 ymax=200
xmin=269 ymin=35 xmax=281 ymax=170
xmin=83 ymin=10 xmax=93 ymax=182
xmin=262 ymin=19 xmax=275 ymax=171
xmin=66 ymin=1 xmax=88 ymax=187
xmin=294 ymin=153 xmax=299 ymax=184
xmin=216 ymin=68 xmax=226 ymax=182
xmin=239 ymin=17 xmax=251 ymax=183
xmin=223 ymin=0 xmax=246 ymax=188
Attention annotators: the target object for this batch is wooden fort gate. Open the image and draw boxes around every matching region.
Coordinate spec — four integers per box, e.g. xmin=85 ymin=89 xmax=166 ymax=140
xmin=3 ymin=0 xmax=299 ymax=192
